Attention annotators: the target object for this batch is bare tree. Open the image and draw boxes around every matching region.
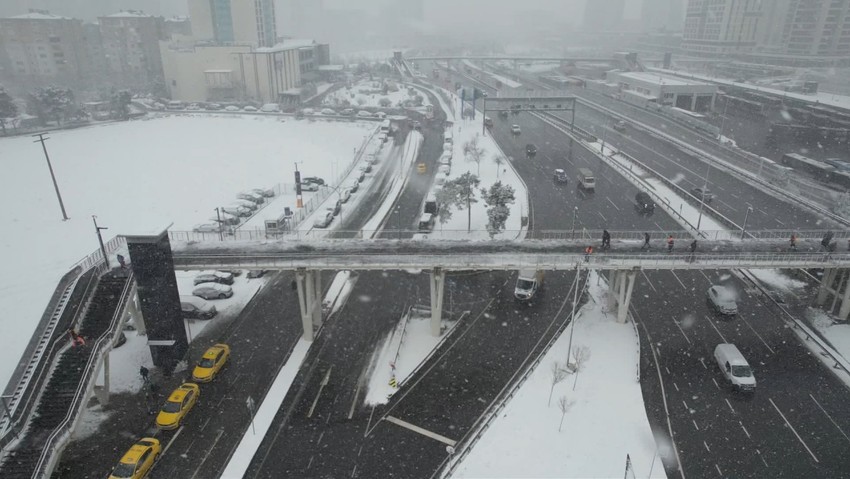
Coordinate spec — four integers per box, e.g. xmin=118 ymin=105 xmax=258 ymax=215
xmin=548 ymin=361 xmax=568 ymax=406
xmin=558 ymin=396 xmax=575 ymax=432
xmin=571 ymin=346 xmax=591 ymax=390
xmin=463 ymin=135 xmax=485 ymax=175
xmin=492 ymin=154 xmax=505 ymax=178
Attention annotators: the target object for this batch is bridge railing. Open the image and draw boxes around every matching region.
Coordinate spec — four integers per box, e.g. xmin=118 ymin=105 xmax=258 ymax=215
xmin=167 ymin=228 xmax=849 ymax=244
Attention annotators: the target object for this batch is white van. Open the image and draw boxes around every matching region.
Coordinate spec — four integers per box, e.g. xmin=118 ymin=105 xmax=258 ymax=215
xmin=424 ymin=194 xmax=438 ymax=215
xmin=418 ymin=213 xmax=435 ymax=232
xmin=577 ymin=168 xmax=596 ymax=191
xmin=714 ymin=344 xmax=756 ymax=392
xmin=380 ymin=119 xmax=391 ymax=134
xmin=514 ymin=269 xmax=544 ymax=301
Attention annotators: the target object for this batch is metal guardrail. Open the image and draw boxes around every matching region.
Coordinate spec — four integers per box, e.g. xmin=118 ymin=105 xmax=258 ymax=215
xmin=33 ymin=272 xmax=134 ymax=479
xmin=437 ymin=270 xmax=589 ymax=478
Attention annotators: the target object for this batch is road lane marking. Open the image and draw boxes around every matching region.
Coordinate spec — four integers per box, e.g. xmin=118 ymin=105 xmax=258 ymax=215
xmin=199 ymin=417 xmax=211 ymax=432
xmin=703 ymin=315 xmax=728 ymax=343
xmin=597 ymin=211 xmax=608 ymax=222
xmin=349 ymin=379 xmax=363 ymax=419
xmin=161 ymin=426 xmax=184 ymax=456
xmin=308 ymin=367 xmax=333 ymax=418
xmin=606 ymin=197 xmax=620 ymax=210
xmin=715 ymin=464 xmax=723 ymax=476
xmin=703 ymin=441 xmax=711 ymax=453
xmin=725 ymin=398 xmax=735 ymax=414
xmin=711 ymin=378 xmax=720 ymax=389
xmin=692 ymin=419 xmax=700 ymax=431
xmin=698 ymin=357 xmax=707 ymax=369
xmin=673 ymin=382 xmax=680 ymax=392
xmin=669 ymin=271 xmax=687 ymax=290
xmin=699 ymin=270 xmax=712 ymax=282
xmin=809 ymin=393 xmax=850 ymax=445
xmin=317 ymin=431 xmax=325 ymax=446
xmin=641 ymin=271 xmax=658 ymax=293
xmin=307 ymin=456 xmax=314 ymax=469
xmin=190 ymin=429 xmax=224 ymax=479
xmin=673 ymin=319 xmax=692 ymax=345
xmin=740 ymin=421 xmax=751 ymax=438
xmin=351 ymin=464 xmax=358 ymax=477
xmin=757 ymin=449 xmax=769 ymax=467
xmin=654 ymin=221 xmax=664 ymax=231
xmin=775 ymin=218 xmax=786 ymax=226
xmin=682 ymin=400 xmax=689 ymax=410
xmin=737 ymin=314 xmax=775 ymax=354
xmin=384 ymin=415 xmax=457 ymax=446
xmin=358 ymin=445 xmax=364 ymax=457
xmin=365 ymin=405 xmax=376 ymax=438
xmin=769 ymin=398 xmax=819 ymax=463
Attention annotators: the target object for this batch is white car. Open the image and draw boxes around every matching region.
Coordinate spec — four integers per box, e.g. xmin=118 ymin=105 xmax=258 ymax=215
xmin=438 ymin=164 xmax=451 ymax=176
xmin=339 ymin=188 xmax=352 ymax=203
xmin=321 ymin=108 xmax=336 ymax=115
xmin=348 ymin=179 xmax=360 ymax=193
xmin=302 ymin=108 xmax=315 ymax=115
xmin=224 ymin=105 xmax=240 ymax=112
xmin=313 ymin=210 xmax=334 ymax=228
xmin=357 ymin=111 xmax=373 ymax=118
xmin=511 ymin=124 xmax=521 ymax=134
xmin=193 ymin=223 xmax=221 ymax=233
xmin=375 ymin=111 xmax=387 ymax=119
xmin=260 ymin=103 xmax=280 ymax=112
xmin=192 ymin=283 xmax=233 ymax=300
xmin=300 ymin=182 xmax=319 ymax=192
xmin=243 ymin=106 xmax=258 ymax=112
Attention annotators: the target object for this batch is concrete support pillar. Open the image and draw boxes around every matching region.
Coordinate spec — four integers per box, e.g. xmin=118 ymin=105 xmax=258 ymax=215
xmin=817 ymin=268 xmax=837 ymax=306
xmin=312 ymin=270 xmax=322 ymax=329
xmin=838 ymin=272 xmax=850 ymax=320
xmin=618 ymin=271 xmax=637 ymax=323
xmin=608 ymin=270 xmax=621 ymax=310
xmin=691 ymin=95 xmax=697 ymax=111
xmin=126 ymin=288 xmax=145 ymax=336
xmin=94 ymin=355 xmax=110 ymax=406
xmin=430 ymin=268 xmax=446 ymax=337
xmin=296 ymin=269 xmax=314 ymax=341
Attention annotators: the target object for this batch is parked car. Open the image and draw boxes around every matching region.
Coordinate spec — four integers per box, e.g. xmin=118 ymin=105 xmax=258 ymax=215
xmin=613 ymin=120 xmax=627 ymax=132
xmin=375 ymin=111 xmax=387 ymax=119
xmin=237 ymin=192 xmax=264 ymax=204
xmin=216 ymin=213 xmax=241 ymax=225
xmin=339 ymin=188 xmax=352 ymax=203
xmin=192 ymin=344 xmax=230 ymax=382
xmin=348 ymin=179 xmax=360 ymax=193
xmin=206 ymin=103 xmax=222 ymax=111
xmin=340 ymin=108 xmax=355 ymax=116
xmin=526 ymin=143 xmax=537 ymax=157
xmin=224 ymin=105 xmax=240 ymax=112
xmin=180 ymin=295 xmax=217 ymax=320
xmin=321 ymin=108 xmax=336 ymax=115
xmin=553 ymin=168 xmax=568 ymax=183
xmin=193 ymin=223 xmax=221 ymax=233
xmin=302 ymin=108 xmax=315 ymax=115
xmin=499 ymin=110 xmax=509 ymax=118
xmin=691 ymin=187 xmax=716 ymax=203
xmin=359 ymin=163 xmax=372 ymax=173
xmin=193 ymin=271 xmax=234 ymax=286
xmin=300 ymin=182 xmax=319 ymax=192
xmin=193 ymin=283 xmax=234 ymax=300
xmin=247 ymin=269 xmax=268 ymax=279
xmin=251 ymin=187 xmax=275 ymax=198
xmin=221 ymin=205 xmax=252 ymax=217
xmin=707 ymin=285 xmax=738 ymax=315
xmin=260 ymin=103 xmax=280 ymax=112
xmin=438 ymin=164 xmax=451 ymax=176
xmin=243 ymin=105 xmax=258 ymax=112
xmin=357 ymin=110 xmax=373 ymax=118
xmin=357 ymin=170 xmax=367 ymax=182
xmin=511 ymin=124 xmax=521 ymax=134
xmin=233 ymin=199 xmax=258 ymax=211
xmin=328 ymin=200 xmax=342 ymax=216
xmin=313 ymin=209 xmax=334 ymax=228
xmin=155 ymin=383 xmax=199 ymax=430
xmin=302 ymin=176 xmax=325 ymax=185
xmin=108 ymin=438 xmax=161 ymax=479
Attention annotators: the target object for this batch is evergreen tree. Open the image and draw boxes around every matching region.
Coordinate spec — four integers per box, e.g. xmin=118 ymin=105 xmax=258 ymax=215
xmin=0 ymin=85 xmax=18 ymax=136
xmin=481 ymin=181 xmax=516 ymax=238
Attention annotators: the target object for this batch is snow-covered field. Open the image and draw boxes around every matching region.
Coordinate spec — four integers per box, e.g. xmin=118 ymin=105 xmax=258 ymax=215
xmin=323 ymin=79 xmax=432 ymax=111
xmin=450 ymin=271 xmax=666 ymax=479
xmin=0 ymin=115 xmax=374 ymax=393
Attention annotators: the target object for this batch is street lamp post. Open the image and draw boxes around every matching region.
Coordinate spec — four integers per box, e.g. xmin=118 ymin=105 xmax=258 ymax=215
xmin=696 ymin=161 xmax=712 ymax=231
xmin=92 ymin=215 xmax=109 ymax=269
xmin=33 ymin=133 xmax=69 ymax=221
xmin=571 ymin=207 xmax=578 ymax=239
xmin=396 ymin=206 xmax=402 ymax=239
xmin=600 ymin=120 xmax=609 ymax=156
xmin=215 ymin=207 xmax=223 ymax=241
xmin=741 ymin=207 xmax=753 ymax=240
xmin=718 ymin=98 xmax=730 ymax=142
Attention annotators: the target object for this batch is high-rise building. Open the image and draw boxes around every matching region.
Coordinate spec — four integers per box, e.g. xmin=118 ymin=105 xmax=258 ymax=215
xmin=782 ymin=0 xmax=850 ymax=56
xmin=278 ymin=0 xmax=325 ymax=39
xmin=756 ymin=0 xmax=792 ymax=52
xmin=188 ymin=0 xmax=277 ymax=47
xmin=582 ymin=0 xmax=625 ymax=31
xmin=98 ymin=11 xmax=166 ymax=89
xmin=641 ymin=0 xmax=685 ymax=32
xmin=0 ymin=11 xmax=93 ymax=90
xmin=681 ymin=0 xmax=762 ymax=55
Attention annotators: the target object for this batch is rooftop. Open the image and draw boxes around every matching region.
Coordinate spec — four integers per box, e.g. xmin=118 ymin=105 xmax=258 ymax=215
xmin=255 ymin=38 xmax=318 ymax=53
xmin=8 ymin=12 xmax=70 ymax=20
xmin=615 ymin=71 xmax=711 ymax=87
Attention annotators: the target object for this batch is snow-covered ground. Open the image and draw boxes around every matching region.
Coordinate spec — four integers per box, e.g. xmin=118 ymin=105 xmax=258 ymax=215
xmin=0 ymin=115 xmax=374 ymax=394
xmin=449 ymin=271 xmax=666 ymax=479
xmin=323 ymin=79 xmax=432 ymax=111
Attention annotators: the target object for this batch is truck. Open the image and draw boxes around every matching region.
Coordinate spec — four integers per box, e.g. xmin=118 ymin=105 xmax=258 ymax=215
xmin=514 ymin=269 xmax=544 ymax=301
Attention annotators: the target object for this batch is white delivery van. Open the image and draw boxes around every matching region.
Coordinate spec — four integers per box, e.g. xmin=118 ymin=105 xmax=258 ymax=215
xmin=577 ymin=168 xmax=595 ymax=191
xmin=418 ymin=213 xmax=435 ymax=232
xmin=714 ymin=344 xmax=756 ymax=392
xmin=514 ymin=269 xmax=544 ymax=301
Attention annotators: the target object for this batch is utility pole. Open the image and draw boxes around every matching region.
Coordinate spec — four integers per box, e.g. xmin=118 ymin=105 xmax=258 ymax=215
xmin=92 ymin=215 xmax=109 ymax=269
xmin=215 ymin=208 xmax=223 ymax=241
xmin=33 ymin=133 xmax=69 ymax=220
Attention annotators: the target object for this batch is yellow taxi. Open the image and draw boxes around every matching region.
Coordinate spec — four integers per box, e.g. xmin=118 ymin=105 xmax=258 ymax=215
xmin=417 ymin=162 xmax=427 ymax=173
xmin=108 ymin=437 xmax=161 ymax=479
xmin=155 ymin=383 xmax=199 ymax=430
xmin=192 ymin=343 xmax=231 ymax=382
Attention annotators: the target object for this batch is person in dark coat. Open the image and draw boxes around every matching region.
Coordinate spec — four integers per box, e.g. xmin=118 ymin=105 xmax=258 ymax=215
xmin=642 ymin=233 xmax=650 ymax=250
xmin=602 ymin=230 xmax=611 ymax=249
xmin=667 ymin=235 xmax=674 ymax=253
xmin=117 ymin=254 xmax=127 ymax=269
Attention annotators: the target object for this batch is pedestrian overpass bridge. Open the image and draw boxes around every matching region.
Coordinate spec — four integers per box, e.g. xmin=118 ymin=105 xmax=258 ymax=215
xmin=167 ymin=234 xmax=850 ymax=338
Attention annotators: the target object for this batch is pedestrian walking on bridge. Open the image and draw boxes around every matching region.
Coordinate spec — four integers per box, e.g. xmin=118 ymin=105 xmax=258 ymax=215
xmin=689 ymin=240 xmax=698 ymax=262
xmin=667 ymin=235 xmax=674 ymax=253
xmin=790 ymin=234 xmax=797 ymax=251
xmin=602 ymin=230 xmax=611 ymax=250
xmin=642 ymin=233 xmax=650 ymax=250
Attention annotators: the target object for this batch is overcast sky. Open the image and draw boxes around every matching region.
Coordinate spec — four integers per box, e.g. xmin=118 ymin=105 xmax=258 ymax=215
xmin=1 ymin=0 xmax=643 ymax=23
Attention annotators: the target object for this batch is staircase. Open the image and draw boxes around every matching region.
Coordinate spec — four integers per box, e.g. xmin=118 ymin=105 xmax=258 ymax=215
xmin=0 ymin=272 xmax=129 ymax=479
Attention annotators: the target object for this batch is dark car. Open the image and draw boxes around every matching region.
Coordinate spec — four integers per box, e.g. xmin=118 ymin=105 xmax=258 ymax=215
xmin=247 ymin=270 xmax=268 ymax=279
xmin=691 ymin=187 xmax=716 ymax=203
xmin=526 ymin=144 xmax=537 ymax=157
xmin=499 ymin=110 xmax=509 ymax=118
xmin=635 ymin=192 xmax=655 ymax=214
xmin=553 ymin=168 xmax=568 ymax=183
xmin=302 ymin=176 xmax=325 ymax=186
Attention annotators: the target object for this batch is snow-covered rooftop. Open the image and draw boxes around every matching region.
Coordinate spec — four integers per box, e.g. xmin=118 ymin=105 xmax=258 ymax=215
xmin=255 ymin=39 xmax=317 ymax=53
xmin=9 ymin=12 xmax=70 ymax=20
xmin=103 ymin=11 xmax=154 ymax=18
xmin=617 ymin=71 xmax=711 ymax=87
